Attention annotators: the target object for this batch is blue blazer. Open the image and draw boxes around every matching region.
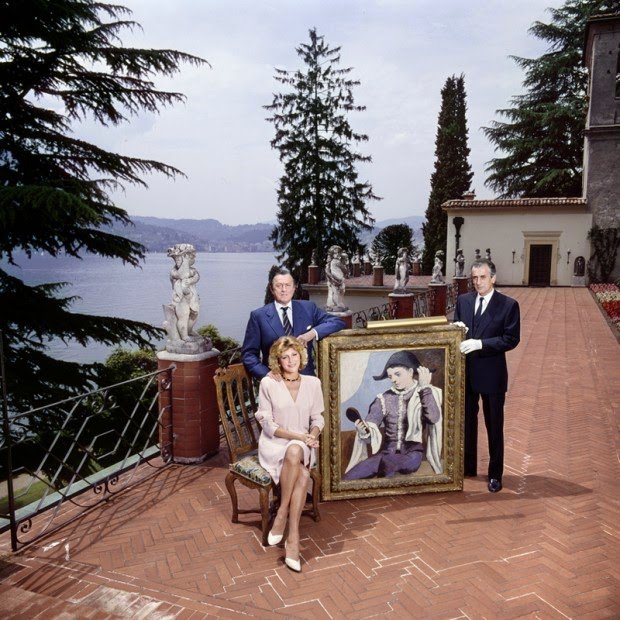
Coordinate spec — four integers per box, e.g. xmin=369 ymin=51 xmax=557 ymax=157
xmin=454 ymin=290 xmax=520 ymax=394
xmin=241 ymin=300 xmax=345 ymax=379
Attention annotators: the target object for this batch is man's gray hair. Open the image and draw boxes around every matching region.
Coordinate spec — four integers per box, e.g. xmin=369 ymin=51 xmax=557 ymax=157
xmin=471 ymin=258 xmax=496 ymax=277
xmin=270 ymin=266 xmax=296 ymax=284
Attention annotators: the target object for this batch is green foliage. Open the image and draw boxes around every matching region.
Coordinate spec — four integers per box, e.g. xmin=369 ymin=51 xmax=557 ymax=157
xmin=197 ymin=324 xmax=240 ymax=354
xmin=371 ymin=224 xmax=416 ymax=275
xmin=0 ymin=0 xmax=208 ymax=411
xmin=98 ymin=348 xmax=158 ymax=382
xmin=266 ymin=28 xmax=380 ymax=281
xmin=422 ymin=75 xmax=472 ymax=274
xmin=588 ymin=226 xmax=620 ymax=283
xmin=483 ymin=0 xmax=617 ymax=198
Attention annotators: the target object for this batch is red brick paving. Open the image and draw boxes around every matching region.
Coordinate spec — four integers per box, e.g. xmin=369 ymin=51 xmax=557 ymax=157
xmin=1 ymin=288 xmax=618 ymax=618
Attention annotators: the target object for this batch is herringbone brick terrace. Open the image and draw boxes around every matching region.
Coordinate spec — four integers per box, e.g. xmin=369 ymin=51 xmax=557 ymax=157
xmin=1 ymin=288 xmax=618 ymax=618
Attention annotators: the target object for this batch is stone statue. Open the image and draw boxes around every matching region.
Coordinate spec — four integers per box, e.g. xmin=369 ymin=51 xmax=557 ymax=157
xmin=485 ymin=248 xmax=492 ymax=262
xmin=163 ymin=244 xmax=211 ymax=355
xmin=474 ymin=248 xmax=482 ymax=260
xmin=325 ymin=245 xmax=348 ymax=312
xmin=393 ymin=247 xmax=410 ymax=292
xmin=310 ymin=249 xmax=318 ymax=267
xmin=430 ymin=250 xmax=445 ymax=284
xmin=351 ymin=252 xmax=360 ymax=265
xmin=455 ymin=248 xmax=465 ymax=277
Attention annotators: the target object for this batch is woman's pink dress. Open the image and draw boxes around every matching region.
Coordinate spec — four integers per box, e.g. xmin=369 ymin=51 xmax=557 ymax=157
xmin=255 ymin=375 xmax=325 ymax=484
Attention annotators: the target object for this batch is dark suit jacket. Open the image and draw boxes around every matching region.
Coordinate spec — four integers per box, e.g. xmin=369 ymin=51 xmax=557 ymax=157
xmin=241 ymin=300 xmax=345 ymax=379
xmin=454 ymin=290 xmax=520 ymax=394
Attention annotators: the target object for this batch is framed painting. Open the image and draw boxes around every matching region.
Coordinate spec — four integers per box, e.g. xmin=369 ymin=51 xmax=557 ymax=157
xmin=317 ymin=317 xmax=465 ymax=501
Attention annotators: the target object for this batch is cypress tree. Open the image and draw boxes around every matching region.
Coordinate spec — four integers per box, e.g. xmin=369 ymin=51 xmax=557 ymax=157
xmin=422 ymin=75 xmax=472 ymax=274
xmin=483 ymin=0 xmax=618 ymax=197
xmin=266 ymin=28 xmax=380 ymax=281
xmin=0 ymin=0 xmax=207 ymax=411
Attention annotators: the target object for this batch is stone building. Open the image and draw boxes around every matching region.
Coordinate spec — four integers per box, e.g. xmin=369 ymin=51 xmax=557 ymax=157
xmin=442 ymin=12 xmax=620 ymax=286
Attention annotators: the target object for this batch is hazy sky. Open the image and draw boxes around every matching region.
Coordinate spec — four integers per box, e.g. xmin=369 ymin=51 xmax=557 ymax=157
xmin=79 ymin=0 xmax=563 ymax=225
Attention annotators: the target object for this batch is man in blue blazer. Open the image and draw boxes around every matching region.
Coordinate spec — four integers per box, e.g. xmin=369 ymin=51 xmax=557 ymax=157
xmin=454 ymin=259 xmax=520 ymax=493
xmin=242 ymin=267 xmax=345 ymax=380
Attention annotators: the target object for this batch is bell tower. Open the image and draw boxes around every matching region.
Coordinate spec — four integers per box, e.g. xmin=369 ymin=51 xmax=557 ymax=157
xmin=583 ymin=13 xmax=620 ymax=230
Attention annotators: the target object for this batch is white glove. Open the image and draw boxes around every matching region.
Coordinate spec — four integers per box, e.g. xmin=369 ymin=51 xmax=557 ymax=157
xmin=460 ymin=339 xmax=482 ymax=354
xmin=453 ymin=321 xmax=469 ymax=335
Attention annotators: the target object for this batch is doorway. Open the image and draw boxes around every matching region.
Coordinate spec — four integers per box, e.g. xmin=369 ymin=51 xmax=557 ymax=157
xmin=528 ymin=244 xmax=552 ymax=286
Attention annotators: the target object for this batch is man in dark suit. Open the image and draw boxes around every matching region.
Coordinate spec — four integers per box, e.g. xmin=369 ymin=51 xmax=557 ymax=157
xmin=242 ymin=267 xmax=345 ymax=380
xmin=453 ymin=259 xmax=520 ymax=493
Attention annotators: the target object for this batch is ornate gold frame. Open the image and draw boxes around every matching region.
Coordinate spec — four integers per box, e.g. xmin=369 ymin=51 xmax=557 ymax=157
xmin=318 ymin=321 xmax=465 ymax=501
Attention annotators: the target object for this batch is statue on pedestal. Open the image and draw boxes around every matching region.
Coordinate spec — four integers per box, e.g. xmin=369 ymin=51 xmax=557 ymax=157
xmin=474 ymin=248 xmax=481 ymax=260
xmin=485 ymin=248 xmax=492 ymax=262
xmin=430 ymin=250 xmax=445 ymax=284
xmin=325 ymin=245 xmax=348 ymax=312
xmin=455 ymin=249 xmax=465 ymax=277
xmin=163 ymin=244 xmax=211 ymax=355
xmin=393 ymin=247 xmax=410 ymax=292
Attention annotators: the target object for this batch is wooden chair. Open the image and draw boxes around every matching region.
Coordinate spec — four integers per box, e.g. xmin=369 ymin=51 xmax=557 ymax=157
xmin=214 ymin=364 xmax=321 ymax=546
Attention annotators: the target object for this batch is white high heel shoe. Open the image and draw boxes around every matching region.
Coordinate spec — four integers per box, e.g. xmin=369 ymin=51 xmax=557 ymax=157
xmin=267 ymin=530 xmax=283 ymax=546
xmin=284 ymin=541 xmax=301 ymax=572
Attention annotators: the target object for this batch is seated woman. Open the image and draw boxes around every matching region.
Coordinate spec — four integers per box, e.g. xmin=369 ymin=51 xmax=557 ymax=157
xmin=255 ymin=336 xmax=324 ymax=572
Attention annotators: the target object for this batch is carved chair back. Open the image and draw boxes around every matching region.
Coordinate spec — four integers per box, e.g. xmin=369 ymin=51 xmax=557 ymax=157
xmin=214 ymin=364 xmax=260 ymax=464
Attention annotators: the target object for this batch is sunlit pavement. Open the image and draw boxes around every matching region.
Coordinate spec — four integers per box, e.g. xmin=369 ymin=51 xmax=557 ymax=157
xmin=1 ymin=287 xmax=618 ymax=618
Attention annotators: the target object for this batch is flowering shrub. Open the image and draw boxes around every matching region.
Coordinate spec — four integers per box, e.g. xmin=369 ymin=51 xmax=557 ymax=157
xmin=589 ymin=283 xmax=620 ymax=329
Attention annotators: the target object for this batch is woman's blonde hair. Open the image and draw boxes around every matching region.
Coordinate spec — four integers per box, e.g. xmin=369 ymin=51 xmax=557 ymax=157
xmin=268 ymin=336 xmax=308 ymax=375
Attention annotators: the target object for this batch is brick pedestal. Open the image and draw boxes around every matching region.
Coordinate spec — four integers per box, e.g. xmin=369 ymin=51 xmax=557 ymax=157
xmin=352 ymin=262 xmax=361 ymax=277
xmin=412 ymin=262 xmax=422 ymax=276
xmin=388 ymin=293 xmax=414 ymax=319
xmin=372 ymin=266 xmax=384 ymax=286
xmin=327 ymin=311 xmax=352 ymax=329
xmin=453 ymin=276 xmax=469 ymax=296
xmin=307 ymin=265 xmax=320 ymax=285
xmin=363 ymin=261 xmax=372 ymax=275
xmin=429 ymin=283 xmax=448 ymax=317
xmin=156 ymin=349 xmax=221 ymax=463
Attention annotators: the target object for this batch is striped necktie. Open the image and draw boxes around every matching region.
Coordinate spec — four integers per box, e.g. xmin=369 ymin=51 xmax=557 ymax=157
xmin=473 ymin=297 xmax=484 ymax=327
xmin=281 ymin=306 xmax=293 ymax=336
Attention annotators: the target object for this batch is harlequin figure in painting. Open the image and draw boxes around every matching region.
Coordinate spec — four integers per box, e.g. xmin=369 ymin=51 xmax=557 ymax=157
xmin=343 ymin=350 xmax=443 ymax=479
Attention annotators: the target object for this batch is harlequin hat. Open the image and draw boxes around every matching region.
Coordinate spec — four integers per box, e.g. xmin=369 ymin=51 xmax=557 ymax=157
xmin=373 ymin=350 xmax=421 ymax=380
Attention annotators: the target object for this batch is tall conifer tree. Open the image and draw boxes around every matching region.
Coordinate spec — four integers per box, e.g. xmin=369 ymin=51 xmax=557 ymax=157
xmin=266 ymin=28 xmax=379 ymax=280
xmin=422 ymin=75 xmax=472 ymax=274
xmin=483 ymin=0 xmax=617 ymax=197
xmin=0 ymin=0 xmax=207 ymax=410
xmin=371 ymin=224 xmax=416 ymax=275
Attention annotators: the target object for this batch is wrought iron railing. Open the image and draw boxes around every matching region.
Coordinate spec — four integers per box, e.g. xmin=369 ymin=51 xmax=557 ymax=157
xmin=352 ymin=302 xmax=398 ymax=328
xmin=446 ymin=282 xmax=459 ymax=313
xmin=0 ymin=354 xmax=174 ymax=552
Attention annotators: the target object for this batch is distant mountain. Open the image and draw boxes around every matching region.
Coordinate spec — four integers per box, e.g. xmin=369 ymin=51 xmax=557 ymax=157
xmin=109 ymin=216 xmax=274 ymax=252
xmin=361 ymin=215 xmax=425 ymax=246
xmin=375 ymin=215 xmax=425 ymax=231
xmin=109 ymin=214 xmax=425 ymax=253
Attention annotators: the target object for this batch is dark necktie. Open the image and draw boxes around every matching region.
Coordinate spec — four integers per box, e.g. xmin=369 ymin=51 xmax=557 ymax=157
xmin=473 ymin=297 xmax=484 ymax=327
xmin=281 ymin=306 xmax=293 ymax=336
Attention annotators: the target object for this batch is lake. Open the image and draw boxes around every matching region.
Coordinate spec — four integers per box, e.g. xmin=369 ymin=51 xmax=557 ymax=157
xmin=3 ymin=252 xmax=279 ymax=363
